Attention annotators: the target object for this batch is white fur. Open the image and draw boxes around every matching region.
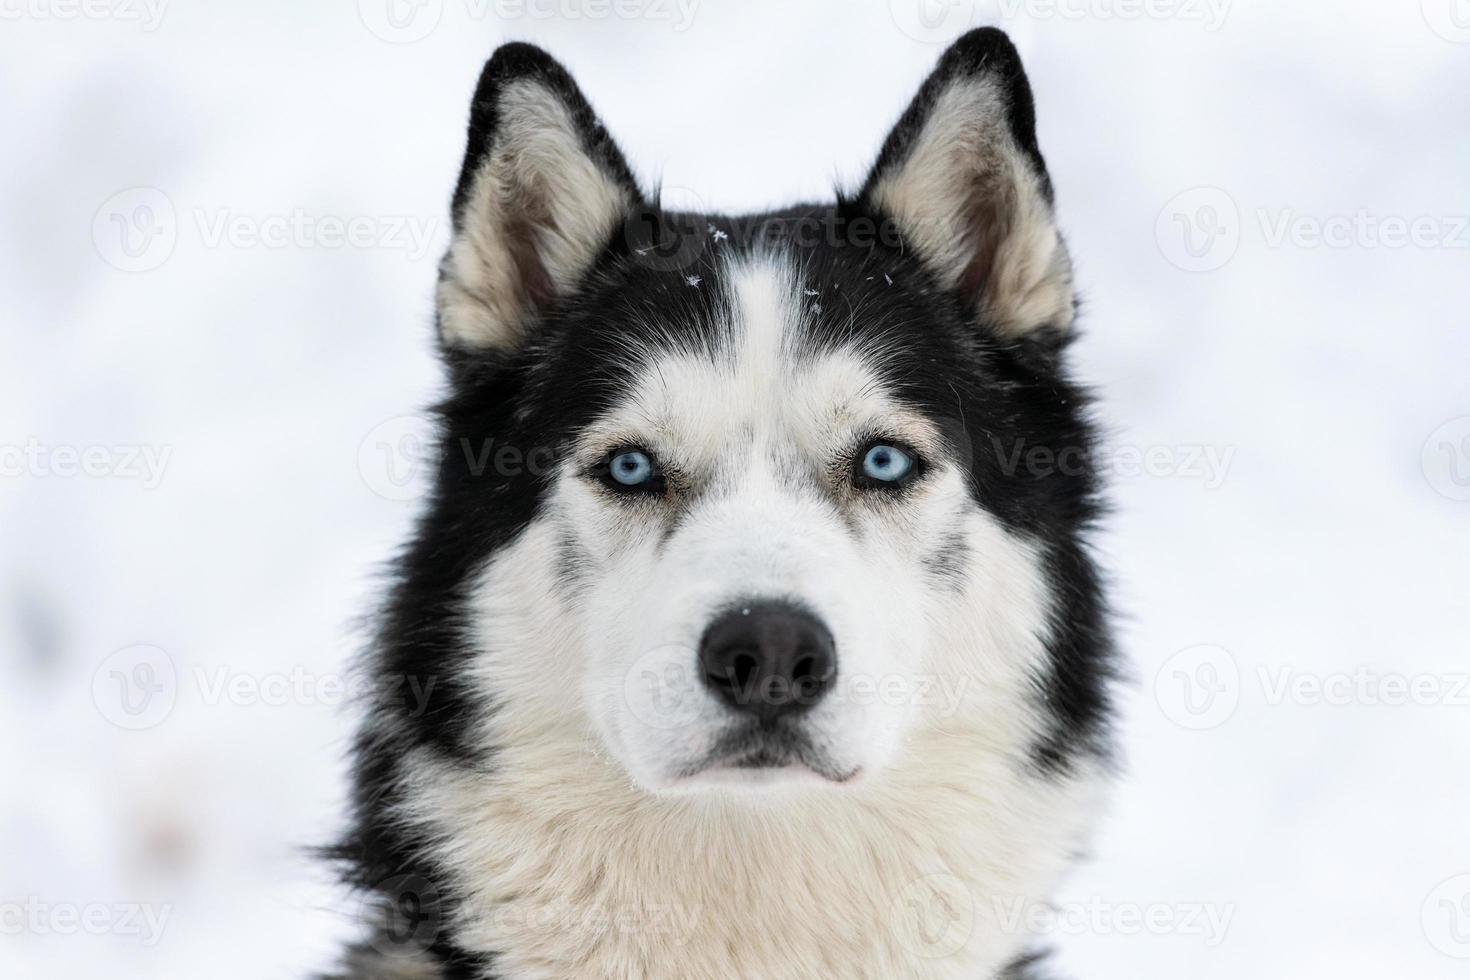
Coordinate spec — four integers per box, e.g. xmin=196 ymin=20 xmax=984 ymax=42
xmin=869 ymin=78 xmax=1074 ymax=337
xmin=373 ymin=256 xmax=1103 ymax=977
xmin=568 ymin=257 xmax=960 ymax=791
xmin=437 ymin=79 xmax=633 ymax=350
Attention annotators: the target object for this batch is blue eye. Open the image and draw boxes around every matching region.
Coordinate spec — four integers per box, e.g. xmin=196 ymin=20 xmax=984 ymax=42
xmin=857 ymin=442 xmax=917 ymax=487
xmin=605 ymin=449 xmax=662 ymax=491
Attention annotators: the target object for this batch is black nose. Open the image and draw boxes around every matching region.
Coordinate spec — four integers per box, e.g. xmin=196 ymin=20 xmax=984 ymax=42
xmin=698 ymin=601 xmax=836 ymax=721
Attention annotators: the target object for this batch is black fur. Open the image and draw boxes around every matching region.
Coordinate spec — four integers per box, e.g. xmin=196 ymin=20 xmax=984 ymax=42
xmin=331 ymin=28 xmax=1112 ymax=978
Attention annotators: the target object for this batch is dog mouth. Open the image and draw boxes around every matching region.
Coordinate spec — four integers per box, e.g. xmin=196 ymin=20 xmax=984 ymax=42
xmin=676 ymin=726 xmax=861 ymax=785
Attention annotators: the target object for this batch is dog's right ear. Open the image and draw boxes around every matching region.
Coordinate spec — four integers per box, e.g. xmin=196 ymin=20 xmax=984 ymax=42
xmin=860 ymin=29 xmax=1074 ymax=342
xmin=436 ymin=44 xmax=640 ymax=355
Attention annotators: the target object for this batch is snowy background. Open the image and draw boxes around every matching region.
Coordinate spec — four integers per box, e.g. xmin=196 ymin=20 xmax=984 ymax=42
xmin=3 ymin=1 xmax=1469 ymax=976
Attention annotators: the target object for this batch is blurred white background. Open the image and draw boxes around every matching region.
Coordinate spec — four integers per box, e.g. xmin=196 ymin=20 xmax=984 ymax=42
xmin=2 ymin=1 xmax=1468 ymax=977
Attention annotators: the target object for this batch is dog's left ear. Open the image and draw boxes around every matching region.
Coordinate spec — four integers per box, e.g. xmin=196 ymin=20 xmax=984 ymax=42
xmin=437 ymin=43 xmax=641 ymax=353
xmin=861 ymin=29 xmax=1074 ymax=340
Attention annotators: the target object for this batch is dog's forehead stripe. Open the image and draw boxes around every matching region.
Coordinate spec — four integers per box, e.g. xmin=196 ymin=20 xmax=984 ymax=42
xmin=572 ymin=252 xmax=951 ymax=490
xmin=602 ymin=254 xmax=863 ymax=451
xmin=728 ymin=253 xmax=798 ymax=375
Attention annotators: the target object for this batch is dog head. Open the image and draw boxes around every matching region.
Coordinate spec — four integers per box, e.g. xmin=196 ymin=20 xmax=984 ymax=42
xmin=391 ymin=31 xmax=1106 ymax=797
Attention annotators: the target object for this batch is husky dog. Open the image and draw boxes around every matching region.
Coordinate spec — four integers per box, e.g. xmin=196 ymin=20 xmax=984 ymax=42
xmin=332 ymin=28 xmax=1113 ymax=980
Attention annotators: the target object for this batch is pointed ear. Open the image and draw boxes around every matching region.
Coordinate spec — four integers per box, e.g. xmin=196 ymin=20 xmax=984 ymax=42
xmin=437 ymin=44 xmax=641 ymax=353
xmin=861 ymin=29 xmax=1074 ymax=340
